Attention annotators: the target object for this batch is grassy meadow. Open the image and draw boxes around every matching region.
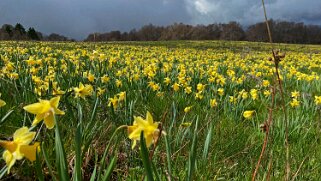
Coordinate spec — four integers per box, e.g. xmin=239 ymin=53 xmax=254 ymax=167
xmin=1 ymin=40 xmax=321 ymax=180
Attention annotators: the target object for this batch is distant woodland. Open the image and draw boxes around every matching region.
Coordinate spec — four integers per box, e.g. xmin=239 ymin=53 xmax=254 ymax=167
xmin=1 ymin=20 xmax=321 ymax=44
xmin=86 ymin=20 xmax=321 ymax=44
xmin=0 ymin=23 xmax=72 ymax=41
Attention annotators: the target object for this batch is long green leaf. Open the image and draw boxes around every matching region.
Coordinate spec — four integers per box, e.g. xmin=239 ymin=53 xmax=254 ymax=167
xmin=102 ymin=156 xmax=117 ymax=181
xmin=97 ymin=125 xmax=126 ymax=180
xmin=164 ymin=135 xmax=172 ymax=179
xmin=74 ymin=123 xmax=82 ymax=181
xmin=186 ymin=117 xmax=198 ymax=181
xmin=35 ymin=150 xmax=45 ymax=181
xmin=54 ymin=116 xmax=69 ymax=181
xmin=89 ymin=166 xmax=97 ymax=181
xmin=140 ymin=132 xmax=154 ymax=181
xmin=41 ymin=143 xmax=56 ymax=181
xmin=202 ymin=123 xmax=213 ymax=160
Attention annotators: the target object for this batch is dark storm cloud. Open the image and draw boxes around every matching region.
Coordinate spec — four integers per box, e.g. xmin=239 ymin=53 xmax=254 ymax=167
xmin=0 ymin=0 xmax=189 ymax=39
xmin=0 ymin=0 xmax=320 ymax=40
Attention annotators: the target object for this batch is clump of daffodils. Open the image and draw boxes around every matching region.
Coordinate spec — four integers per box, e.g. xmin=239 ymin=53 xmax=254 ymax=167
xmin=290 ymin=91 xmax=300 ymax=108
xmin=108 ymin=91 xmax=126 ymax=109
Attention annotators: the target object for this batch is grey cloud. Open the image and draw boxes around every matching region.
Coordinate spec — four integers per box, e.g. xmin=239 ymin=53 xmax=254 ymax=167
xmin=184 ymin=0 xmax=321 ymax=26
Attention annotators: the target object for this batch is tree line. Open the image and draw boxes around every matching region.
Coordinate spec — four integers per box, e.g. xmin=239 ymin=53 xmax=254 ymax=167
xmin=1 ymin=20 xmax=321 ymax=44
xmin=85 ymin=20 xmax=321 ymax=44
xmin=0 ymin=23 xmax=73 ymax=41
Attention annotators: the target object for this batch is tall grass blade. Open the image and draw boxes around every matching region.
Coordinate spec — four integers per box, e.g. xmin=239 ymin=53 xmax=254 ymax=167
xmin=0 ymin=110 xmax=14 ymax=126
xmin=0 ymin=166 xmax=8 ymax=180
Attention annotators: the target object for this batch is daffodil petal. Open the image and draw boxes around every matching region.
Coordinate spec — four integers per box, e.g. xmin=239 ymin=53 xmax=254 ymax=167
xmin=0 ymin=141 xmax=17 ymax=153
xmin=32 ymin=114 xmax=45 ymax=127
xmin=44 ymin=114 xmax=55 ymax=129
xmin=54 ymin=108 xmax=65 ymax=115
xmin=13 ymin=127 xmax=35 ymax=145
xmin=23 ymin=102 xmax=44 ymax=114
xmin=134 ymin=116 xmax=148 ymax=127
xmin=146 ymin=111 xmax=154 ymax=125
xmin=49 ymin=96 xmax=60 ymax=108
xmin=145 ymin=134 xmax=153 ymax=148
xmin=3 ymin=150 xmax=16 ymax=174
xmin=128 ymin=127 xmax=143 ymax=140
xmin=20 ymin=142 xmax=40 ymax=161
xmin=0 ymin=99 xmax=6 ymax=107
xmin=79 ymin=82 xmax=84 ymax=89
xmin=127 ymin=125 xmax=138 ymax=135
xmin=131 ymin=140 xmax=137 ymax=149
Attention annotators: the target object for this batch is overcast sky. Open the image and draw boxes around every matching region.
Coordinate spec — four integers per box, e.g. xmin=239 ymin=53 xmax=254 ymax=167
xmin=1 ymin=0 xmax=321 ymax=40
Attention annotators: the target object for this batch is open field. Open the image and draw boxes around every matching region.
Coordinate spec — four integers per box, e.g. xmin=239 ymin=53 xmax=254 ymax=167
xmin=1 ymin=40 xmax=321 ymax=180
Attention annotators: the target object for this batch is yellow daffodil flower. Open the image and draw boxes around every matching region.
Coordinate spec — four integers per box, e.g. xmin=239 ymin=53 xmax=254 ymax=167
xmin=108 ymin=96 xmax=118 ymax=109
xmin=229 ymin=96 xmax=237 ymax=104
xmin=195 ymin=91 xmax=203 ymax=100
xmin=128 ymin=111 xmax=160 ymax=149
xmin=172 ymin=83 xmax=180 ymax=92
xmin=250 ymin=89 xmax=258 ymax=100
xmin=243 ymin=110 xmax=255 ymax=119
xmin=210 ymin=99 xmax=218 ymax=108
xmin=116 ymin=79 xmax=122 ymax=88
xmin=290 ymin=99 xmax=300 ymax=108
xmin=0 ymin=127 xmax=39 ymax=173
xmin=291 ymin=91 xmax=300 ymax=99
xmin=217 ymin=88 xmax=224 ymax=96
xmin=164 ymin=77 xmax=171 ymax=85
xmin=262 ymin=80 xmax=270 ymax=87
xmin=101 ymin=75 xmax=110 ymax=83
xmin=23 ymin=97 xmax=65 ymax=129
xmin=87 ymin=73 xmax=95 ymax=82
xmin=184 ymin=86 xmax=192 ymax=94
xmin=315 ymin=96 xmax=321 ymax=106
xmin=264 ymin=90 xmax=271 ymax=97
xmin=73 ymin=83 xmax=93 ymax=99
xmin=97 ymin=87 xmax=106 ymax=96
xmin=197 ymin=83 xmax=205 ymax=92
xmin=118 ymin=91 xmax=126 ymax=101
xmin=184 ymin=106 xmax=192 ymax=113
